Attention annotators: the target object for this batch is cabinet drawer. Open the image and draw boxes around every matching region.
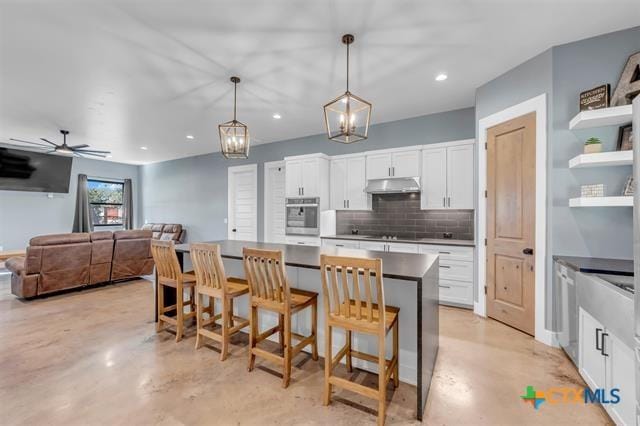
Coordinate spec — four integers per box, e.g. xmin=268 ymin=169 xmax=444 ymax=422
xmin=386 ymin=242 xmax=419 ymax=253
xmin=420 ymin=244 xmax=474 ymax=262
xmin=439 ymin=259 xmax=473 ymax=282
xmin=439 ymin=279 xmax=473 ymax=306
xmin=286 ymin=236 xmax=320 ymax=246
xmin=322 ymin=239 xmax=360 ymax=249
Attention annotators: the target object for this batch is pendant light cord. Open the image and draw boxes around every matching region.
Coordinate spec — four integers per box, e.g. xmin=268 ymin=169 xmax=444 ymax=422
xmin=233 ymin=80 xmax=237 ymax=121
xmin=346 ymin=42 xmax=350 ymax=93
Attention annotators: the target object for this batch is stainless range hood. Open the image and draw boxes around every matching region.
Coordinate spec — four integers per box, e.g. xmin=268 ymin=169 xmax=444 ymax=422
xmin=364 ymin=177 xmax=421 ymax=194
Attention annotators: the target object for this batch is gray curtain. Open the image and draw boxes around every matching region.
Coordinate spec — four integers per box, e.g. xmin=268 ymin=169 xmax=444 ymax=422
xmin=123 ymin=178 xmax=133 ymax=230
xmin=72 ymin=174 xmax=93 ymax=232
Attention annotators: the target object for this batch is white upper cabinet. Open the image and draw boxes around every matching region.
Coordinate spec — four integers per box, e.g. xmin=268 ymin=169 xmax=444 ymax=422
xmin=446 ymin=144 xmax=474 ymax=209
xmin=285 ymin=154 xmax=329 ymax=199
xmin=285 ymin=159 xmax=303 ymax=197
xmin=366 ymin=148 xmax=420 ymax=179
xmin=366 ymin=152 xmax=392 ymax=179
xmin=330 ymin=158 xmax=347 ymax=209
xmin=330 ymin=154 xmax=369 ymax=210
xmin=391 ymin=150 xmax=421 ymax=178
xmin=301 ymin=158 xmax=320 ymax=197
xmin=421 ymin=140 xmax=475 ymax=210
xmin=421 ymin=147 xmax=447 ymax=209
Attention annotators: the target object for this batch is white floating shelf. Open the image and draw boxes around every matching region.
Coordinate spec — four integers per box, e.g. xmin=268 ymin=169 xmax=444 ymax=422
xmin=569 ymin=196 xmax=633 ymax=207
xmin=568 ymin=150 xmax=633 ymax=168
xmin=569 ymin=105 xmax=632 ymax=130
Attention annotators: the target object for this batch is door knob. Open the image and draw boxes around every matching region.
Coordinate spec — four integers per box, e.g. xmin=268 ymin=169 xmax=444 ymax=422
xmin=232 ymin=228 xmax=237 ymax=232
xmin=523 ymin=248 xmax=534 ymax=255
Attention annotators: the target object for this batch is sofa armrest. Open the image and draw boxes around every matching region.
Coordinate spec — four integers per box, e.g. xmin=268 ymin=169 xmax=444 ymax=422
xmin=5 ymin=257 xmax=25 ymax=276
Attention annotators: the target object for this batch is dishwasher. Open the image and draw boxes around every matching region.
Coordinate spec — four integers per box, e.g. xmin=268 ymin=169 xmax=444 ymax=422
xmin=555 ymin=261 xmax=578 ymax=365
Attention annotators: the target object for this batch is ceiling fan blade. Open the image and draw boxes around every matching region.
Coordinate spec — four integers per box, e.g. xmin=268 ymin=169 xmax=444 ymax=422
xmin=69 ymin=144 xmax=89 ymax=149
xmin=76 ymin=149 xmax=111 ymax=154
xmin=76 ymin=151 xmax=107 ymax=158
xmin=9 ymin=138 xmax=51 ymax=148
xmin=40 ymin=138 xmax=59 ymax=147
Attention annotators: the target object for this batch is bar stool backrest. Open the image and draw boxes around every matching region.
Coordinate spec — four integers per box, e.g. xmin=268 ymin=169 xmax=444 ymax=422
xmin=243 ymin=247 xmax=290 ymax=306
xmin=151 ymin=239 xmax=181 ymax=281
xmin=319 ymin=255 xmax=385 ymax=329
xmin=190 ymin=243 xmax=228 ymax=291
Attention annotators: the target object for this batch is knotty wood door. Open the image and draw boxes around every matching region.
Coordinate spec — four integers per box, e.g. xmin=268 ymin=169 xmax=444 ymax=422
xmin=486 ymin=112 xmax=536 ymax=335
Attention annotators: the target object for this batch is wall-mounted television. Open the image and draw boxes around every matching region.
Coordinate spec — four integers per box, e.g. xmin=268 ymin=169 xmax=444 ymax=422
xmin=0 ymin=146 xmax=73 ymax=193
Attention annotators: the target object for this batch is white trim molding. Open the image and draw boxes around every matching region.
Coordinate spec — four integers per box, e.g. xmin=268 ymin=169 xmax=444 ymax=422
xmin=476 ymin=94 xmax=554 ymax=347
xmin=227 ymin=163 xmax=258 ymax=242
xmin=263 ymin=160 xmax=286 ymax=243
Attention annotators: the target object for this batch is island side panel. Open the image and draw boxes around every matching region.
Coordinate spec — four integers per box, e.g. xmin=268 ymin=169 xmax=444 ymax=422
xmin=420 ymin=257 xmax=439 ymax=415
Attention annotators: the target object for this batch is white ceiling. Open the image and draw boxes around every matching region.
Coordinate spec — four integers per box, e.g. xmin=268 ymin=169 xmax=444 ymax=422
xmin=1 ymin=0 xmax=638 ymax=164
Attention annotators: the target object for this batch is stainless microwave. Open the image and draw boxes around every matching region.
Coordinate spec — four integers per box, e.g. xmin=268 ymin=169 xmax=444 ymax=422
xmin=285 ymin=197 xmax=319 ymax=236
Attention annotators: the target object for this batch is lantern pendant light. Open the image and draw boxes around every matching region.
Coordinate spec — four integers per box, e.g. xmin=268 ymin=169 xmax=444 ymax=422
xmin=219 ymin=76 xmax=250 ymax=159
xmin=323 ymin=34 xmax=372 ymax=144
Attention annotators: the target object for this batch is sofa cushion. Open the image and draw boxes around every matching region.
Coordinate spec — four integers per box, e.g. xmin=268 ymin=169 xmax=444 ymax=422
xmin=90 ymin=231 xmax=114 ymax=241
xmin=30 ymin=233 xmax=90 ymax=246
xmin=114 ymin=229 xmax=152 ymax=240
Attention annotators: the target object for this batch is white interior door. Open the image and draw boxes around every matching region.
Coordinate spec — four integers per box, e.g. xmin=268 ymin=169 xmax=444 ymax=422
xmin=265 ymin=162 xmax=286 ymax=243
xmin=228 ymin=164 xmax=257 ymax=241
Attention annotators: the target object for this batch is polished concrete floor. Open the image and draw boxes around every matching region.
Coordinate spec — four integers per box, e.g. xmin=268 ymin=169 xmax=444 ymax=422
xmin=0 ymin=275 xmax=611 ymax=425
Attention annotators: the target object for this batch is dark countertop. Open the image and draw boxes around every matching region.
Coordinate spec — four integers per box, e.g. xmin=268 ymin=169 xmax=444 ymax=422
xmin=553 ymin=255 xmax=633 ymax=276
xmin=321 ymin=234 xmax=475 ymax=247
xmin=175 ymin=240 xmax=438 ymax=282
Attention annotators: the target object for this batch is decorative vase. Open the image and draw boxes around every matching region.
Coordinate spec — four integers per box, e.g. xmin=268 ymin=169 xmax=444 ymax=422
xmin=584 ymin=143 xmax=602 ymax=154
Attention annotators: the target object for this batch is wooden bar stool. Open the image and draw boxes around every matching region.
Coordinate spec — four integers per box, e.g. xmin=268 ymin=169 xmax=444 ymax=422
xmin=319 ymin=254 xmax=399 ymax=426
xmin=190 ymin=243 xmax=250 ymax=361
xmin=243 ymin=247 xmax=319 ymax=388
xmin=151 ymin=240 xmax=197 ymax=342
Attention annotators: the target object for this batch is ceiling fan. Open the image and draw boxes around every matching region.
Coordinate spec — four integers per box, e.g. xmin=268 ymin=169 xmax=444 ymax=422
xmin=9 ymin=129 xmax=111 ymax=158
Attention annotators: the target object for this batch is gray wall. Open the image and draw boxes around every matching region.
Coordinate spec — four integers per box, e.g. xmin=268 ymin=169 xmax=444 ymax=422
xmin=475 ymin=25 xmax=640 ymax=331
xmin=140 ymin=107 xmax=476 ymax=243
xmin=0 ymin=157 xmax=140 ymax=250
xmin=551 ymin=26 xmax=640 ymax=260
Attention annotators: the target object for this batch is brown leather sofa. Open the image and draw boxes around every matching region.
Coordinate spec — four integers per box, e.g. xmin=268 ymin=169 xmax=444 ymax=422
xmin=141 ymin=223 xmax=185 ymax=242
xmin=6 ymin=230 xmax=154 ymax=299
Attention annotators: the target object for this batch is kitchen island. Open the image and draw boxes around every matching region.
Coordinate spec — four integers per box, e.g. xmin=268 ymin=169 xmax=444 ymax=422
xmin=161 ymin=240 xmax=439 ymax=420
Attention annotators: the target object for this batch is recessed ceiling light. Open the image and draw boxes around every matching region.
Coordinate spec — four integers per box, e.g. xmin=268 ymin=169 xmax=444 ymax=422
xmin=272 ymin=113 xmax=281 ymax=119
xmin=186 ymin=135 xmax=194 ymax=140
xmin=140 ymin=146 xmax=148 ymax=150
xmin=435 ymin=73 xmax=448 ymax=82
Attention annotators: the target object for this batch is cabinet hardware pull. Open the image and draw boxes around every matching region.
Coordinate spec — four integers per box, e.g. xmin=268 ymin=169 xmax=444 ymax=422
xmin=336 ymin=244 xmax=344 ymax=247
xmin=595 ymin=328 xmax=602 ymax=351
xmin=347 ymin=200 xmax=350 ymax=208
xmin=302 ymin=187 xmax=304 ymax=196
xmin=448 ymin=197 xmax=451 ymax=207
xmin=438 ymin=251 xmax=451 ymax=254
xmin=388 ymin=167 xmax=391 ymax=177
xmin=440 ymin=265 xmax=451 ymax=269
xmin=297 ymin=242 xmax=305 ymax=245
xmin=443 ymin=197 xmax=446 ymax=207
xmin=439 ymin=285 xmax=451 ymax=289
xmin=600 ymin=332 xmax=609 ymax=357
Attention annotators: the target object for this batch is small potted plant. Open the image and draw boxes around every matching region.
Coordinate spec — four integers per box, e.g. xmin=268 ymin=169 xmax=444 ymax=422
xmin=584 ymin=137 xmax=603 ymax=154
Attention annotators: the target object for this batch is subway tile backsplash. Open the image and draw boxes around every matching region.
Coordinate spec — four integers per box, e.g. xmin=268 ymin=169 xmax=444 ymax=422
xmin=336 ymin=193 xmax=474 ymax=240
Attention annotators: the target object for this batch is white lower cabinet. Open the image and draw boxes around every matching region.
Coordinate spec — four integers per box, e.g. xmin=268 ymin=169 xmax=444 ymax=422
xmin=321 ymin=238 xmax=360 ymax=249
xmin=579 ymin=308 xmax=634 ymax=425
xmin=286 ymin=236 xmax=320 ymax=246
xmin=359 ymin=241 xmax=419 ymax=253
xmin=419 ymin=244 xmax=474 ymax=307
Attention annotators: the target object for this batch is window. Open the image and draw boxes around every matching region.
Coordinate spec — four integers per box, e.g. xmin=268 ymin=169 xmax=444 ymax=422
xmin=88 ymin=179 xmax=124 ymax=226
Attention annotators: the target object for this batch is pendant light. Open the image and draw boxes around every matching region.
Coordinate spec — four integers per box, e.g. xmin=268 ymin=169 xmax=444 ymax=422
xmin=219 ymin=76 xmax=250 ymax=159
xmin=323 ymin=34 xmax=371 ymax=144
